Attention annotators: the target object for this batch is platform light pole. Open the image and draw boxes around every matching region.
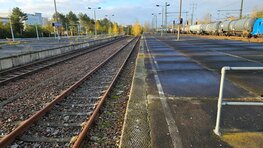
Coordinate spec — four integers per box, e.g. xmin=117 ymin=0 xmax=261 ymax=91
xmin=165 ymin=2 xmax=170 ymax=31
xmin=156 ymin=5 xmax=164 ymax=36
xmin=177 ymin=0 xmax=182 ymax=41
xmin=88 ymin=7 xmax=101 ymax=37
xmin=191 ymin=3 xmax=197 ymax=25
xmin=240 ymin=0 xmax=244 ymax=19
xmin=9 ymin=18 xmax=15 ymax=42
xmin=105 ymin=14 xmax=114 ymax=36
xmin=105 ymin=14 xmax=114 ymax=22
xmin=152 ymin=13 xmax=161 ymax=32
xmin=35 ymin=24 xmax=39 ymax=40
xmin=151 ymin=14 xmax=155 ymax=31
xmin=53 ymin=0 xmax=60 ymax=40
xmin=156 ymin=3 xmax=170 ymax=36
xmin=152 ymin=13 xmax=156 ymax=31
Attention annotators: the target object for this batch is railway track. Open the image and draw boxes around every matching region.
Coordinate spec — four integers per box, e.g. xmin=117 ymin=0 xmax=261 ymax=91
xmin=0 ymin=37 xmax=132 ymax=136
xmin=0 ymin=37 xmax=123 ymax=85
xmin=0 ymin=36 xmax=140 ymax=147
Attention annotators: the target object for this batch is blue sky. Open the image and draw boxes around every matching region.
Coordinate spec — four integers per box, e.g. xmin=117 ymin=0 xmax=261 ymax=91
xmin=0 ymin=0 xmax=262 ymax=25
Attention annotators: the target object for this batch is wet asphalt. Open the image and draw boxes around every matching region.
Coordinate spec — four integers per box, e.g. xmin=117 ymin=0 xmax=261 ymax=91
xmin=145 ymin=34 xmax=263 ymax=98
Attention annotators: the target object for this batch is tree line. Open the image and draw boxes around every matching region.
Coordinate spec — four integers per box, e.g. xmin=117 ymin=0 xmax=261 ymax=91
xmin=0 ymin=7 xmax=143 ymax=39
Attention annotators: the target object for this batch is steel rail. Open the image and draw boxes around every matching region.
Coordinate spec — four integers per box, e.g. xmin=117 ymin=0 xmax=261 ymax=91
xmin=0 ymin=37 xmax=137 ymax=147
xmin=73 ymin=37 xmax=140 ymax=147
xmin=0 ymin=37 xmax=124 ymax=85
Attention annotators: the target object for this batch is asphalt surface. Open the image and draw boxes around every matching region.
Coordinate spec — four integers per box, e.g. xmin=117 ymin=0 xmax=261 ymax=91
xmin=145 ymin=35 xmax=263 ymax=98
xmin=142 ymin=34 xmax=263 ymax=147
xmin=159 ymin=35 xmax=263 ymax=97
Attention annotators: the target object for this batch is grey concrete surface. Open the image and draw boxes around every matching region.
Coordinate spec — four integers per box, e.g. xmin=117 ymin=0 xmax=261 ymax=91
xmin=120 ymin=40 xmax=151 ymax=148
xmin=0 ymin=36 xmax=119 ymax=70
xmin=0 ymin=35 xmax=108 ymax=58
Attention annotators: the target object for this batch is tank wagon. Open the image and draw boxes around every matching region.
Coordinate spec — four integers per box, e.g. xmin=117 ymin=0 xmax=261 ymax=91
xmin=189 ymin=24 xmax=202 ymax=34
xmin=184 ymin=18 xmax=263 ymax=38
xmin=205 ymin=22 xmax=221 ymax=35
xmin=200 ymin=24 xmax=208 ymax=34
xmin=230 ymin=18 xmax=256 ymax=37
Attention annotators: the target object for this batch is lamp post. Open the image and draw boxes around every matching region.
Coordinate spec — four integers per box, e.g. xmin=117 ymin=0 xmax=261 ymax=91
xmin=105 ymin=14 xmax=114 ymax=35
xmin=152 ymin=13 xmax=161 ymax=32
xmin=53 ymin=0 xmax=60 ymax=40
xmin=35 ymin=24 xmax=39 ymax=40
xmin=88 ymin=7 xmax=101 ymax=37
xmin=165 ymin=2 xmax=170 ymax=30
xmin=105 ymin=14 xmax=114 ymax=22
xmin=177 ymin=0 xmax=182 ymax=41
xmin=9 ymin=18 xmax=15 ymax=42
xmin=65 ymin=23 xmax=69 ymax=38
xmin=156 ymin=3 xmax=170 ymax=36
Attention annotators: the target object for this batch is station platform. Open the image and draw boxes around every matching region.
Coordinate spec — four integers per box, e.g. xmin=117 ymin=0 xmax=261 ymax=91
xmin=120 ymin=34 xmax=263 ymax=148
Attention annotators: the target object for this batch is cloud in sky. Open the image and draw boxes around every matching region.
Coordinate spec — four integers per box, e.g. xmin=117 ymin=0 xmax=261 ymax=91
xmin=0 ymin=0 xmax=263 ymax=25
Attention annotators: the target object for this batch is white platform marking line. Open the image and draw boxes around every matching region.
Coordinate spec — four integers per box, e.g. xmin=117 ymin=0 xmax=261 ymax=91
xmin=145 ymin=36 xmax=182 ymax=148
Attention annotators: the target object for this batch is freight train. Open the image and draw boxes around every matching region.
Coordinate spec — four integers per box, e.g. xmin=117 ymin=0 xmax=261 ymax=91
xmin=182 ymin=18 xmax=263 ymax=38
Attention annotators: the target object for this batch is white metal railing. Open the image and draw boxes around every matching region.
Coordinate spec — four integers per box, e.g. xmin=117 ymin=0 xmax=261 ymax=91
xmin=214 ymin=66 xmax=263 ymax=136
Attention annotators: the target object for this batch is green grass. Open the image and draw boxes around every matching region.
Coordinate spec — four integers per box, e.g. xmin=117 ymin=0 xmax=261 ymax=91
xmin=111 ymin=95 xmax=119 ymax=99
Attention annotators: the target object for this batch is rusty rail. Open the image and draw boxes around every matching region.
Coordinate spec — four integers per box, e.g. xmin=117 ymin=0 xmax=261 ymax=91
xmin=73 ymin=37 xmax=140 ymax=147
xmin=0 ymin=37 xmax=138 ymax=147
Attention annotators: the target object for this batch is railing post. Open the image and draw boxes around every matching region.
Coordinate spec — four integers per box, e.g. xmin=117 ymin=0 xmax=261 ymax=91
xmin=214 ymin=66 xmax=230 ymax=136
xmin=213 ymin=66 xmax=263 ymax=136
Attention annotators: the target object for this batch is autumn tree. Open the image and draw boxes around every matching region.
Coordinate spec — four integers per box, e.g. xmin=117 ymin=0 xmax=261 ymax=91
xmin=23 ymin=25 xmax=43 ymax=38
xmin=42 ymin=25 xmax=54 ymax=37
xmin=124 ymin=25 xmax=132 ymax=35
xmin=0 ymin=22 xmax=11 ymax=38
xmin=100 ymin=18 xmax=110 ymax=33
xmin=112 ymin=22 xmax=119 ymax=35
xmin=79 ymin=13 xmax=93 ymax=34
xmin=53 ymin=12 xmax=67 ymax=27
xmin=96 ymin=20 xmax=102 ymax=34
xmin=10 ymin=7 xmax=27 ymax=36
xmin=66 ymin=11 xmax=79 ymax=36
xmin=251 ymin=7 xmax=263 ymax=18
xmin=131 ymin=22 xmax=142 ymax=36
xmin=119 ymin=25 xmax=124 ymax=35
xmin=108 ymin=26 xmax=113 ymax=35
xmin=52 ymin=12 xmax=67 ymax=35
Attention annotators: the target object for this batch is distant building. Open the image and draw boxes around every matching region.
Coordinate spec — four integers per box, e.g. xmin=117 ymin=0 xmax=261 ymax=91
xmin=0 ymin=17 xmax=9 ymax=25
xmin=24 ymin=13 xmax=43 ymax=26
xmin=0 ymin=13 xmax=9 ymax=25
xmin=0 ymin=12 xmax=46 ymax=26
